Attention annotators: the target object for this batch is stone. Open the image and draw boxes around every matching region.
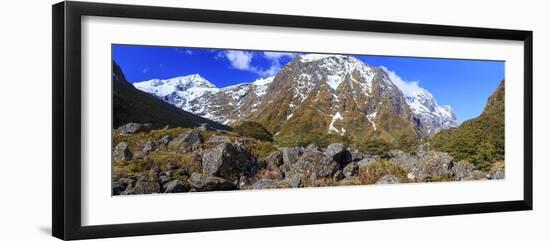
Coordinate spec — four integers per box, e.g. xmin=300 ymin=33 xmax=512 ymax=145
xmin=265 ymin=151 xmax=284 ymax=167
xmin=112 ymin=181 xmax=127 ymax=195
xmin=305 ymin=143 xmax=319 ymax=152
xmin=280 ymin=147 xmax=303 ymax=165
xmin=333 ymin=170 xmax=345 ymax=181
xmin=156 ymin=135 xmax=172 ymax=147
xmin=168 ymin=130 xmax=203 ymax=151
xmin=451 ymin=160 xmax=476 ymax=180
xmin=207 ymin=135 xmax=231 ymax=144
xmin=163 ymin=180 xmax=191 ymax=193
xmin=375 ymin=174 xmax=400 ymax=184
xmin=325 ymin=143 xmax=352 ymax=166
xmin=252 ymin=179 xmax=291 ymax=189
xmin=285 ymin=174 xmax=303 ymax=188
xmin=113 ymin=142 xmax=132 ymax=161
xmin=187 ymin=173 xmax=237 ymax=191
xmin=342 ymin=162 xmax=359 ymax=177
xmin=118 ymin=123 xmax=152 ymax=135
xmin=158 ymin=175 xmax=171 ymax=185
xmin=294 ymin=150 xmax=339 ymax=178
xmin=489 ymin=162 xmax=505 ymax=179
xmin=357 ymin=158 xmax=375 ymax=168
xmin=142 ymin=140 xmax=156 ymax=154
xmin=201 ymin=143 xmax=258 ymax=181
xmin=131 ymin=180 xmax=161 ymax=194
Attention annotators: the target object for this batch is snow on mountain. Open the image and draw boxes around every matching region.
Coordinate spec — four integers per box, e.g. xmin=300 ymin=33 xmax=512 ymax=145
xmin=133 ymin=74 xmax=218 ymax=110
xmin=381 ymin=67 xmax=459 ymax=135
xmin=133 ymin=54 xmax=458 ymax=136
xmin=134 ymin=75 xmax=275 ymax=125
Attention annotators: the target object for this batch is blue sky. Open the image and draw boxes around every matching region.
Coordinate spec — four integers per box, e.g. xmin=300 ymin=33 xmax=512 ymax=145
xmin=112 ymin=45 xmax=504 ymax=122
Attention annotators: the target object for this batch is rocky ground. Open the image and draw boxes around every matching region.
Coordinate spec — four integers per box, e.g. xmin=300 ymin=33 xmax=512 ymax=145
xmin=112 ymin=123 xmax=505 ymax=195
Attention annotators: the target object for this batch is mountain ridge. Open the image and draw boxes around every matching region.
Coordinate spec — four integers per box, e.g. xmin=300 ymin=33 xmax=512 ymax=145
xmin=132 ymin=54 xmax=459 ymax=143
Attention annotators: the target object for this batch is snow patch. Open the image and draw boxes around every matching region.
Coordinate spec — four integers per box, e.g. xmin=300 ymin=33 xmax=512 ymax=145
xmin=328 ymin=112 xmax=344 ymax=134
xmin=367 ymin=111 xmax=377 ymax=130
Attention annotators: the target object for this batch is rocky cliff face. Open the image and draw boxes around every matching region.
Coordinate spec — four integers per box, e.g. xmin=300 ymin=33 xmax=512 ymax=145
xmin=133 ymin=54 xmax=458 ymax=144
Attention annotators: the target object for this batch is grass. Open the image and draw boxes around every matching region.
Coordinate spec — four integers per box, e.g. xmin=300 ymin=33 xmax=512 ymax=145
xmin=357 ymin=160 xmax=409 ymax=184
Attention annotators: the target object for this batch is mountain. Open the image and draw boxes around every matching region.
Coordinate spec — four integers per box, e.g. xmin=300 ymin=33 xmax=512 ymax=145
xmin=134 ymin=74 xmax=274 ymax=124
xmin=431 ymin=80 xmax=504 ymax=171
xmin=133 ymin=54 xmax=458 ymax=146
xmin=112 ymin=61 xmax=231 ymax=131
xmin=405 ymin=89 xmax=459 ymax=135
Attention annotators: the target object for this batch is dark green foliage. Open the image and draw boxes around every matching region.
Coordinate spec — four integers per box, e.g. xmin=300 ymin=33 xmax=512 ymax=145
xmin=431 ymin=80 xmax=505 ymax=171
xmin=357 ymin=139 xmax=394 ymax=158
xmin=233 ymin=121 xmax=274 ymax=142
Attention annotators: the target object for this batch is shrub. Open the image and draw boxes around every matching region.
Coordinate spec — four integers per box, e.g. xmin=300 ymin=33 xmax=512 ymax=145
xmin=233 ymin=121 xmax=273 ymax=142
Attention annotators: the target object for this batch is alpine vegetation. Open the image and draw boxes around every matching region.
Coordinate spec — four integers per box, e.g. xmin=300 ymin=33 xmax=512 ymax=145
xmin=111 ymin=47 xmax=505 ymax=195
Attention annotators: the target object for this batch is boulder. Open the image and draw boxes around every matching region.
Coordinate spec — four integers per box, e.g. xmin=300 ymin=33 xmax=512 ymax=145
xmin=113 ymin=142 xmax=132 ymax=161
xmin=305 ymin=144 xmax=319 ymax=152
xmin=388 ymin=150 xmax=417 ymax=170
xmin=239 ymin=176 xmax=251 ymax=188
xmin=390 ymin=149 xmax=455 ymax=181
xmin=187 ymin=173 xmax=237 ymax=191
xmin=489 ymin=162 xmax=505 ymax=179
xmin=158 ymin=175 xmax=171 ymax=185
xmin=163 ymin=180 xmax=191 ymax=193
xmin=464 ymin=170 xmax=488 ymax=181
xmin=451 ymin=160 xmax=476 ymax=181
xmin=117 ymin=177 xmax=137 ymax=186
xmin=207 ymin=135 xmax=231 ymax=144
xmin=342 ymin=162 xmax=359 ymax=177
xmin=118 ymin=123 xmax=152 ymax=135
xmin=112 ymin=181 xmax=127 ymax=195
xmin=252 ymin=179 xmax=291 ymax=189
xmin=280 ymin=147 xmax=303 ymax=164
xmin=131 ymin=180 xmax=161 ymax=194
xmin=202 ymin=143 xmax=258 ymax=181
xmin=156 ymin=135 xmax=172 ymax=147
xmin=168 ymin=130 xmax=203 ymax=151
xmin=333 ymin=170 xmax=345 ymax=181
xmin=142 ymin=140 xmax=156 ymax=154
xmin=357 ymin=158 xmax=375 ymax=168
xmin=256 ymin=166 xmax=285 ymax=180
xmin=375 ymin=174 xmax=400 ymax=184
xmin=265 ymin=151 xmax=284 ymax=167
xmin=285 ymin=174 xmax=303 ymax=188
xmin=325 ymin=143 xmax=352 ymax=166
xmin=294 ymin=150 xmax=339 ymax=178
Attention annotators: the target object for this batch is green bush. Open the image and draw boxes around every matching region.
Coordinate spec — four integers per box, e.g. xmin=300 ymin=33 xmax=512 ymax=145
xmin=233 ymin=121 xmax=274 ymax=142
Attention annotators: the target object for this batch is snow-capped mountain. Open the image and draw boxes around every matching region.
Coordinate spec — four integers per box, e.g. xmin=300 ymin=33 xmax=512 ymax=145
xmin=405 ymin=89 xmax=459 ymax=135
xmin=134 ymin=74 xmax=274 ymax=124
xmin=133 ymin=74 xmax=218 ymax=110
xmin=133 ymin=54 xmax=458 ymax=142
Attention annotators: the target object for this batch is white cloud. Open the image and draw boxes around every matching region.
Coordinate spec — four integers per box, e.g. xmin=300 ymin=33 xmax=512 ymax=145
xmin=263 ymin=52 xmax=296 ymax=60
xmin=380 ymin=66 xmax=423 ymax=97
xmin=142 ymin=66 xmax=149 ymax=73
xmin=221 ymin=50 xmax=297 ymax=77
xmin=225 ymin=50 xmax=255 ymax=70
xmin=174 ymin=48 xmax=194 ymax=55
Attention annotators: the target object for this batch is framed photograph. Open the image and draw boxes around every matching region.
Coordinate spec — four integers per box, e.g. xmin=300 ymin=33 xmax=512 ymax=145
xmin=52 ymin=1 xmax=533 ymax=240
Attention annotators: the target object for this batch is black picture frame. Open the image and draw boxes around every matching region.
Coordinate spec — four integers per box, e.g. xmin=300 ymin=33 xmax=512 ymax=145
xmin=52 ymin=1 xmax=533 ymax=240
